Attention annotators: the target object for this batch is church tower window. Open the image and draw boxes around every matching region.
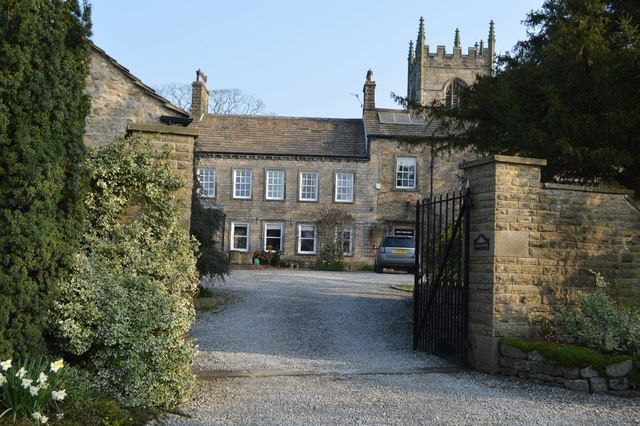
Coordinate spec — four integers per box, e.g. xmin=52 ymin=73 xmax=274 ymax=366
xmin=445 ymin=79 xmax=467 ymax=109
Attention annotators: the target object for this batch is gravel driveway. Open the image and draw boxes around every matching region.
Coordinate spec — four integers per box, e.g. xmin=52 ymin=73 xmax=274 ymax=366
xmin=163 ymin=269 xmax=639 ymax=425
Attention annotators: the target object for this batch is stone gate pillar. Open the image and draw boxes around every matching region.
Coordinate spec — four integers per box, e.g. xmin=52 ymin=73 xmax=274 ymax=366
xmin=459 ymin=155 xmax=547 ymax=373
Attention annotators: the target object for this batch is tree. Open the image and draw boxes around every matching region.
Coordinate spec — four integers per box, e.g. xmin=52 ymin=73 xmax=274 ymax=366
xmin=190 ymin=180 xmax=229 ymax=278
xmin=0 ymin=0 xmax=92 ymax=358
xmin=156 ymin=84 xmax=269 ymax=115
xmin=401 ymin=0 xmax=640 ymax=193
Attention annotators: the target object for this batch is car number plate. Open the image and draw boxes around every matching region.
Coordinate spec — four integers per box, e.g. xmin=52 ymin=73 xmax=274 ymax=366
xmin=392 ymin=249 xmax=408 ymax=254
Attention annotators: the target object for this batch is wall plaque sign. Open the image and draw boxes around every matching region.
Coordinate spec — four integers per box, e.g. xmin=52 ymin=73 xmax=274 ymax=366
xmin=474 ymin=234 xmax=490 ymax=251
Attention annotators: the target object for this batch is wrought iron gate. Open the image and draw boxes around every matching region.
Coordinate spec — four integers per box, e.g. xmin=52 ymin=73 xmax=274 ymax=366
xmin=413 ymin=188 xmax=470 ymax=365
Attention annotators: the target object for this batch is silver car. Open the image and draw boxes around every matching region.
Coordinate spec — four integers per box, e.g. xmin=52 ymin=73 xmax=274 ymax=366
xmin=374 ymin=235 xmax=416 ymax=273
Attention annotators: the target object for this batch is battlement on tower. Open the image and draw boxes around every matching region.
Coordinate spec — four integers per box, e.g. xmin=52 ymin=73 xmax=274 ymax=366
xmin=407 ymin=18 xmax=495 ymax=105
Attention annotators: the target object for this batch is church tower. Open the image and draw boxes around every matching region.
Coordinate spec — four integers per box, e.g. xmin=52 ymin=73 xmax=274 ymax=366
xmin=407 ymin=18 xmax=495 ymax=106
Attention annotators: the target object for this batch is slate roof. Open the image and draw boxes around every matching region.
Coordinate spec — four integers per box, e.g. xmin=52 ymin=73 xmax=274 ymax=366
xmin=364 ymin=108 xmax=455 ymax=139
xmin=197 ymin=114 xmax=368 ymax=158
xmin=90 ymin=44 xmax=189 ymax=117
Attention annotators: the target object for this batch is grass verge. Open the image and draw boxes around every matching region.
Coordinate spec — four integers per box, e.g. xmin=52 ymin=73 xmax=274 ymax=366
xmin=391 ymin=284 xmax=414 ymax=293
xmin=195 ymin=287 xmax=232 ymax=313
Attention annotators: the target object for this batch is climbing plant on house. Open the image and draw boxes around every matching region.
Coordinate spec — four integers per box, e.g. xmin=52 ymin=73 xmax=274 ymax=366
xmin=0 ymin=0 xmax=92 ymax=358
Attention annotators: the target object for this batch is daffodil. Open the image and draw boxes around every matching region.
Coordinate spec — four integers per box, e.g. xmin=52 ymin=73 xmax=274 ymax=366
xmin=29 ymin=385 xmax=39 ymax=396
xmin=0 ymin=359 xmax=11 ymax=371
xmin=38 ymin=371 xmax=48 ymax=384
xmin=0 ymin=374 xmax=6 ymax=385
xmin=32 ymin=412 xmax=48 ymax=424
xmin=50 ymin=359 xmax=64 ymax=373
xmin=21 ymin=378 xmax=33 ymax=389
xmin=51 ymin=389 xmax=67 ymax=401
xmin=15 ymin=367 xmax=26 ymax=378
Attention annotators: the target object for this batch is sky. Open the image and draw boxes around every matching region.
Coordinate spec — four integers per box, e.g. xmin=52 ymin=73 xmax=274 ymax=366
xmin=90 ymin=0 xmax=545 ymax=118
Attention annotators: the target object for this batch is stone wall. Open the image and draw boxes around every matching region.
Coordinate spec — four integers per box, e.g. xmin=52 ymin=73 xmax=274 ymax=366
xmin=127 ymin=124 xmax=198 ymax=230
xmin=499 ymin=343 xmax=638 ymax=397
xmin=460 ymin=156 xmax=640 ymax=373
xmin=85 ymin=46 xmax=186 ymax=147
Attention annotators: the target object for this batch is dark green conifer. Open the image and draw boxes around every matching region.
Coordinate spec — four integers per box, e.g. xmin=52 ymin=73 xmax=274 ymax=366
xmin=0 ymin=0 xmax=92 ymax=357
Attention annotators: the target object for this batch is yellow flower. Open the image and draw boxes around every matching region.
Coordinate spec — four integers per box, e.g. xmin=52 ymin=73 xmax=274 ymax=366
xmin=50 ymin=359 xmax=64 ymax=373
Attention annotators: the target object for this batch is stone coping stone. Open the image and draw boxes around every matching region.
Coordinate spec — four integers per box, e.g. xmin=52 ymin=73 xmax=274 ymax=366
xmin=544 ymin=182 xmax=634 ymax=195
xmin=459 ymin=155 xmax=547 ymax=170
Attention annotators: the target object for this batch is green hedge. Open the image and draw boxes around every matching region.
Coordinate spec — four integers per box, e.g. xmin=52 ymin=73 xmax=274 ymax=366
xmin=0 ymin=0 xmax=91 ymax=358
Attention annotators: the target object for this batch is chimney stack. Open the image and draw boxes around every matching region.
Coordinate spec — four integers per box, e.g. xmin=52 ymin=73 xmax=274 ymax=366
xmin=363 ymin=69 xmax=376 ymax=112
xmin=190 ymin=69 xmax=209 ymax=119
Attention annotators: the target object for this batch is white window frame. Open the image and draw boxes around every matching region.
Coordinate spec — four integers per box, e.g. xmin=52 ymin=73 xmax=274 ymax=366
xmin=264 ymin=222 xmax=284 ymax=252
xmin=395 ymin=157 xmax=417 ymax=189
xmin=233 ymin=169 xmax=252 ymax=199
xmin=336 ymin=226 xmax=354 ymax=257
xmin=297 ymin=224 xmax=317 ymax=255
xmin=299 ymin=172 xmax=318 ymax=202
xmin=196 ymin=168 xmax=216 ymax=198
xmin=230 ymin=222 xmax=250 ymax=252
xmin=265 ymin=170 xmax=285 ymax=200
xmin=335 ymin=172 xmax=354 ymax=203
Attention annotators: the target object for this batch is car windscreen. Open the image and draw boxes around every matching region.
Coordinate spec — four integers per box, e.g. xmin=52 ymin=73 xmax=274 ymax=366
xmin=381 ymin=237 xmax=415 ymax=248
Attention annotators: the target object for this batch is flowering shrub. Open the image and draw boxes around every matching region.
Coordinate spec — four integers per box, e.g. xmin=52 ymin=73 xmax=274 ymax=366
xmin=0 ymin=357 xmax=66 ymax=424
xmin=313 ymin=207 xmax=354 ymax=271
xmin=554 ymin=272 xmax=640 ymax=356
xmin=51 ymin=136 xmax=199 ymax=408
xmin=316 ymin=257 xmax=345 ymax=271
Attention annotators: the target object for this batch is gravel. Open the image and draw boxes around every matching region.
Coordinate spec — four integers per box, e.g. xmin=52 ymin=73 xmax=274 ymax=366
xmin=161 ymin=269 xmax=640 ymax=425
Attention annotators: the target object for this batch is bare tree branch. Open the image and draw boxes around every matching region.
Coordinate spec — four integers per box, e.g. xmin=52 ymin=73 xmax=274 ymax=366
xmin=154 ymin=84 xmax=270 ymax=116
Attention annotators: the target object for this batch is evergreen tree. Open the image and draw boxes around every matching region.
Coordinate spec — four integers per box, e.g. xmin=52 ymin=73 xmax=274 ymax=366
xmin=190 ymin=171 xmax=229 ymax=278
xmin=0 ymin=0 xmax=92 ymax=357
xmin=402 ymin=0 xmax=640 ymax=193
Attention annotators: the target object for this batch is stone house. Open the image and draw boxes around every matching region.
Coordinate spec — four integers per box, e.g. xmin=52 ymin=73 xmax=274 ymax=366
xmin=85 ymin=44 xmax=199 ymax=229
xmin=191 ymin=18 xmax=495 ymax=265
xmin=82 ymin=18 xmax=494 ymax=265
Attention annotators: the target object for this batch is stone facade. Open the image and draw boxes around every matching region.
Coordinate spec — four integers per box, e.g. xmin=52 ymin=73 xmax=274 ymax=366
xmin=198 ymin=155 xmax=376 ymax=263
xmin=460 ymin=156 xmax=640 ymax=373
xmin=85 ymin=45 xmax=198 ymax=228
xmin=408 ymin=18 xmax=495 ymax=105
